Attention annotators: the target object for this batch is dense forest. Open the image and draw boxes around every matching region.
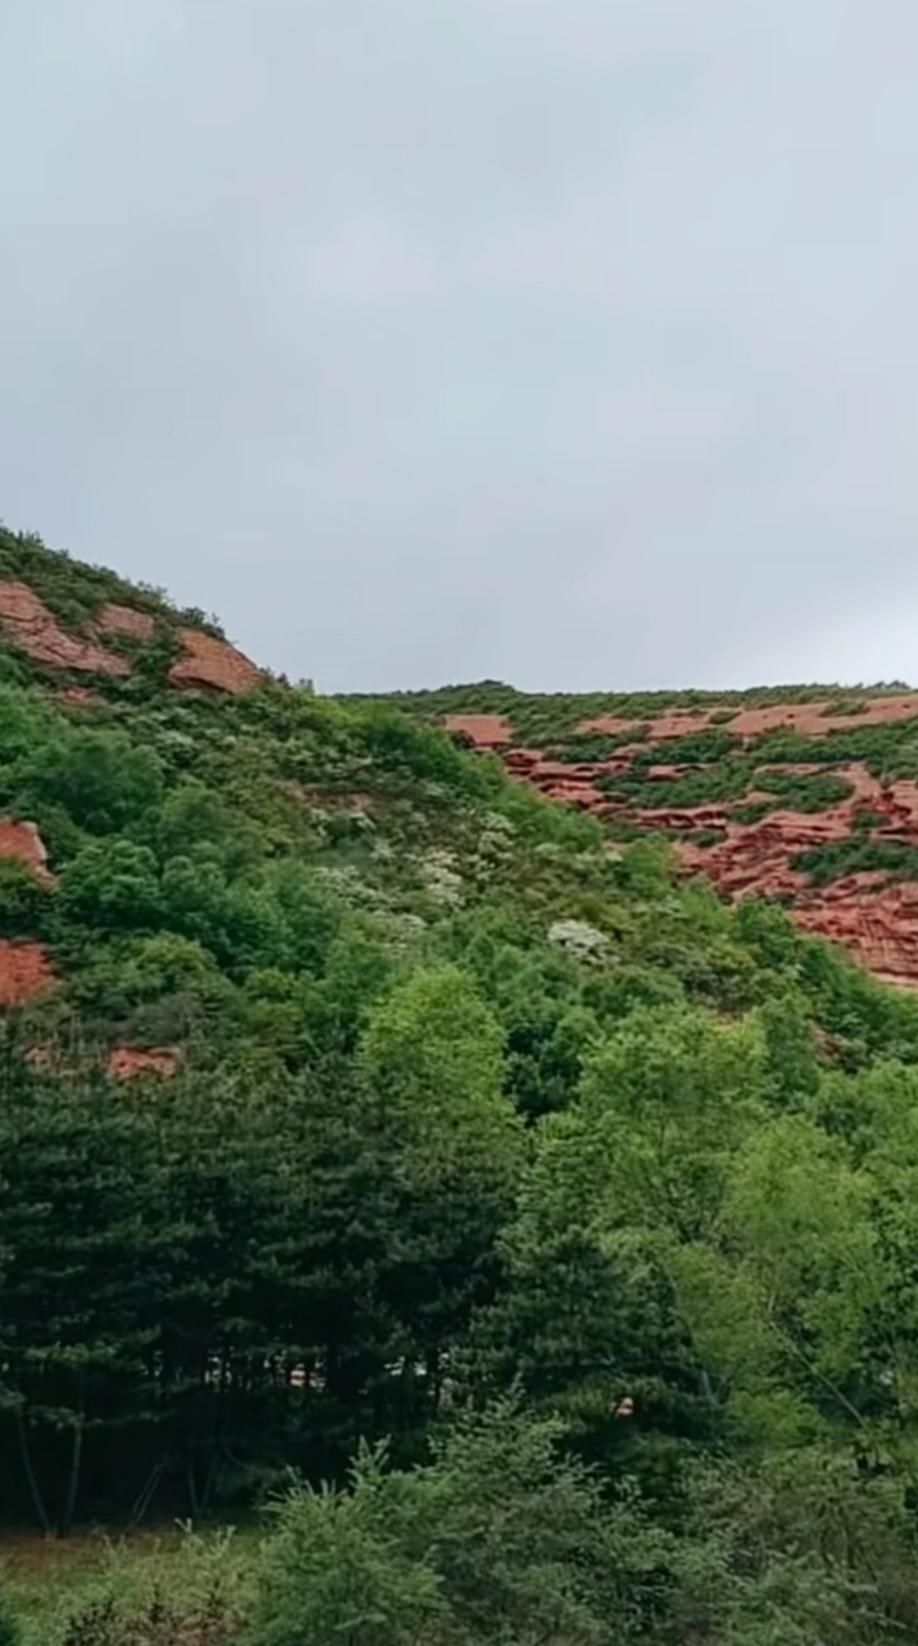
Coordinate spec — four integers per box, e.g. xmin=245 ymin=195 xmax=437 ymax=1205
xmin=5 ymin=528 xmax=918 ymax=1641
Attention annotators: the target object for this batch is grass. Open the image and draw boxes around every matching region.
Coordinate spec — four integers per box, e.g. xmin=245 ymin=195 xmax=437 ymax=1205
xmin=1 ymin=1522 xmax=259 ymax=1641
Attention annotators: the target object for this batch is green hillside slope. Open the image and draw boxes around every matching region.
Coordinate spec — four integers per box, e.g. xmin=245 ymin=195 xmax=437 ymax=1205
xmin=358 ymin=678 xmax=918 ymax=990
xmin=5 ymin=526 xmax=918 ymax=1643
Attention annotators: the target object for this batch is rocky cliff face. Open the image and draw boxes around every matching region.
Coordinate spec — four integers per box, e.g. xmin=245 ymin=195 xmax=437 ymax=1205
xmin=444 ymin=694 xmax=918 ymax=990
xmin=0 ymin=531 xmax=263 ymax=1008
xmin=168 ymin=627 xmax=262 ymax=693
xmin=0 ymin=582 xmax=132 ymax=676
xmin=0 ymin=573 xmax=260 ymax=697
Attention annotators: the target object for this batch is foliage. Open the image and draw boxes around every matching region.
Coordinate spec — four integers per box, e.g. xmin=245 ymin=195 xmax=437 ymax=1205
xmin=31 ymin=1528 xmax=249 ymax=1646
xmin=795 ymin=836 xmax=918 ymax=886
xmin=0 ymin=1589 xmax=20 ymax=1646
xmin=5 ymin=530 xmax=918 ymax=1638
xmin=249 ymin=1401 xmax=665 ymax=1646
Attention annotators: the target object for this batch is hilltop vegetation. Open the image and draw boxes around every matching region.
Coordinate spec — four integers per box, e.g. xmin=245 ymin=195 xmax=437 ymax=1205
xmin=354 ymin=677 xmax=917 ymax=747
xmin=6 ymin=529 xmax=918 ymax=1641
xmin=371 ymin=678 xmax=918 ymax=987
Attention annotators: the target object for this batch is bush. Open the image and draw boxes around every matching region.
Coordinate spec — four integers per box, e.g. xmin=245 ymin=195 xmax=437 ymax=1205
xmin=249 ymin=1402 xmax=661 ymax=1646
xmin=18 ymin=730 xmax=163 ymax=835
xmin=0 ymin=1588 xmax=20 ymax=1646
xmin=794 ymin=837 xmax=918 ymax=888
xmin=58 ymin=840 xmax=163 ymax=929
xmin=0 ymin=858 xmax=53 ymax=936
xmin=250 ymin=1442 xmax=445 ymax=1646
xmin=46 ymin=1531 xmax=246 ymax=1646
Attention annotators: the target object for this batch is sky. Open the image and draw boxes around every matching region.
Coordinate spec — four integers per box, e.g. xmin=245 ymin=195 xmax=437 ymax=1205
xmin=2 ymin=1 xmax=918 ymax=694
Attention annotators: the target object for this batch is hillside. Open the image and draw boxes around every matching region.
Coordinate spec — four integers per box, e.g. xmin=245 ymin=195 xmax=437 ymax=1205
xmin=9 ymin=525 xmax=918 ymax=1642
xmin=358 ymin=680 xmax=918 ymax=989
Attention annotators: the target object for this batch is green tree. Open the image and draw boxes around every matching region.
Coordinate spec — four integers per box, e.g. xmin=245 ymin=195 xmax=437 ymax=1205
xmin=58 ymin=840 xmax=162 ymax=930
xmin=18 ymin=729 xmax=163 ymax=834
xmin=249 ymin=1400 xmax=667 ymax=1646
xmin=580 ymin=1005 xmax=767 ymax=1240
xmin=358 ymin=966 xmax=523 ymax=1409
xmin=0 ymin=1068 xmax=170 ymax=1533
xmin=0 ymin=858 xmax=53 ymax=937
xmin=470 ymin=1104 xmax=708 ymax=1472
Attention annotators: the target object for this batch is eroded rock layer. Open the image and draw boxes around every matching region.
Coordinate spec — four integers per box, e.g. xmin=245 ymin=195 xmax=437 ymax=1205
xmin=96 ymin=603 xmax=156 ymax=640
xmin=447 ymin=697 xmax=918 ymax=990
xmin=169 ymin=629 xmax=262 ymax=694
xmin=0 ymin=581 xmax=130 ymax=675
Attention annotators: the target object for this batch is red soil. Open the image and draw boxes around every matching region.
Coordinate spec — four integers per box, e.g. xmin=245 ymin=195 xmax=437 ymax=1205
xmin=0 ymin=581 xmax=130 ymax=676
xmin=728 ymin=695 xmax=918 ymax=739
xmin=0 ymin=941 xmax=56 ymax=1007
xmin=169 ymin=629 xmax=261 ymax=694
xmin=444 ymin=714 xmax=512 ymax=748
xmin=0 ymin=819 xmax=53 ymax=884
xmin=108 ymin=1046 xmax=179 ymax=1081
xmin=581 ymin=708 xmax=722 ymax=740
xmin=582 ymin=695 xmax=918 ymax=745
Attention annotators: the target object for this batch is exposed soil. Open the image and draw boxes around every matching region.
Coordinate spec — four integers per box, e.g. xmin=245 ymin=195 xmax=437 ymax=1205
xmin=582 ymin=694 xmax=918 ymax=743
xmin=0 ymin=941 xmax=56 ymax=1007
xmin=108 ymin=1046 xmax=179 ymax=1080
xmin=444 ymin=713 xmax=512 ymax=748
xmin=0 ymin=818 xmax=54 ymax=884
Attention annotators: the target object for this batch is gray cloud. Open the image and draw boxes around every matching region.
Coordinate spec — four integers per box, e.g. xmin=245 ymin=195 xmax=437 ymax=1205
xmin=2 ymin=0 xmax=917 ymax=691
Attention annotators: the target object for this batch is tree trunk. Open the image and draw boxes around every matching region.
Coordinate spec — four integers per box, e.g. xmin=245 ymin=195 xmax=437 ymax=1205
xmin=129 ymin=1456 xmax=167 ymax=1528
xmin=59 ymin=1414 xmax=84 ymax=1537
xmin=15 ymin=1407 xmax=51 ymax=1536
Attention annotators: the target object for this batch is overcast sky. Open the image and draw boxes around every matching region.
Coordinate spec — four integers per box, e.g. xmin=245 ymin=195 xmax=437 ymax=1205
xmin=2 ymin=2 xmax=918 ymax=692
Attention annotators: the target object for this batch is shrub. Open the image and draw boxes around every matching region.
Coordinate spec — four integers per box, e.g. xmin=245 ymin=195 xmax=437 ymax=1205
xmin=0 ymin=1587 xmax=21 ymax=1646
xmin=249 ymin=1403 xmax=661 ymax=1646
xmin=0 ymin=858 xmax=53 ymax=936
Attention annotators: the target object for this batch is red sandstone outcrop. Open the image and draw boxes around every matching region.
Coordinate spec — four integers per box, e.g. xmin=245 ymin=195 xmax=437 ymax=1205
xmin=638 ymin=804 xmax=732 ymax=834
xmin=168 ymin=629 xmax=261 ymax=694
xmin=95 ymin=603 xmax=156 ymax=640
xmin=541 ymin=780 xmax=606 ymax=809
xmin=582 ymin=695 xmax=918 ymax=745
xmin=454 ymin=710 xmax=918 ymax=991
xmin=727 ymin=695 xmax=918 ymax=739
xmin=665 ymin=770 xmax=918 ymax=982
xmin=0 ymin=581 xmax=130 ymax=675
xmin=582 ymin=708 xmax=722 ymax=740
xmin=795 ymin=880 xmax=918 ymax=986
xmin=108 ymin=1046 xmax=179 ymax=1081
xmin=645 ymin=763 xmax=698 ymax=781
xmin=0 ymin=941 xmax=56 ymax=1007
xmin=0 ymin=819 xmax=53 ymax=885
xmin=444 ymin=714 xmax=512 ymax=748
xmin=503 ymin=747 xmax=543 ymax=773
